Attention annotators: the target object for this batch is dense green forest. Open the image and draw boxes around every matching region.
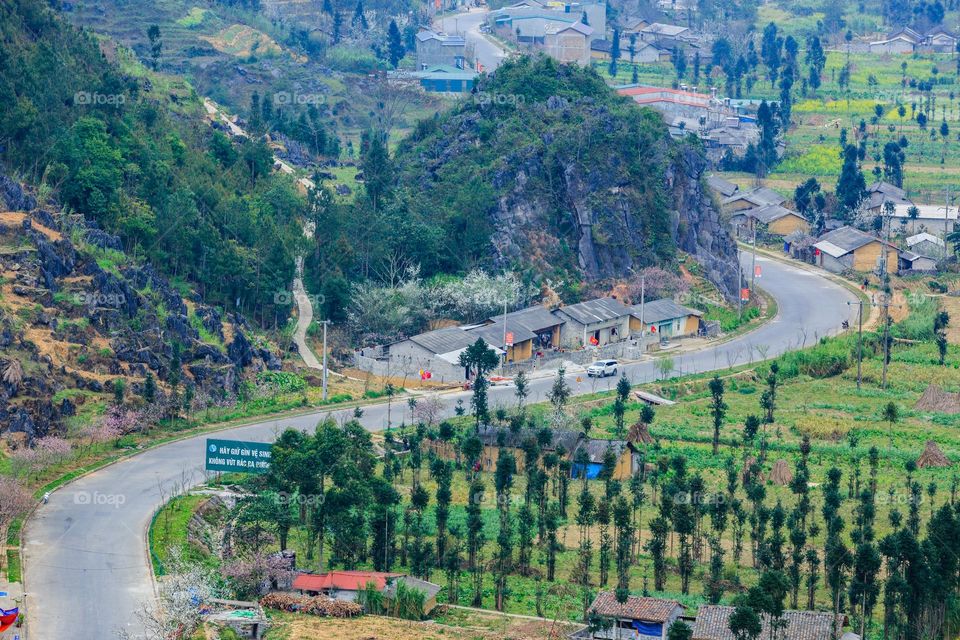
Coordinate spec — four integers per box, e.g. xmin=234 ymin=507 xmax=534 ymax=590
xmin=0 ymin=0 xmax=305 ymax=326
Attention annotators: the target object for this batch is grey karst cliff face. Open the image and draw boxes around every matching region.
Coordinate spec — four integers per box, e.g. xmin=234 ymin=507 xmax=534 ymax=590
xmin=485 ymin=134 xmax=739 ymax=301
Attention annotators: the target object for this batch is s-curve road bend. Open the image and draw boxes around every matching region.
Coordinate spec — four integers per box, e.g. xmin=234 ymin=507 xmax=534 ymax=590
xmin=24 ymin=253 xmax=856 ymax=639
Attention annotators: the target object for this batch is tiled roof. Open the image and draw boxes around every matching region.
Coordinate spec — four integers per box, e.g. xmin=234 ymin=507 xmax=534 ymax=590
xmin=293 ymin=571 xmax=402 ymax=592
xmin=575 ymin=439 xmax=630 ymax=464
xmin=907 ymin=232 xmax=944 ymax=248
xmin=554 ymin=297 xmax=633 ymax=325
xmin=477 ymin=424 xmax=583 ymax=453
xmin=692 ymin=606 xmax=843 ymax=640
xmin=631 ymin=298 xmax=702 ymax=324
xmin=589 ymin=591 xmax=683 ymax=622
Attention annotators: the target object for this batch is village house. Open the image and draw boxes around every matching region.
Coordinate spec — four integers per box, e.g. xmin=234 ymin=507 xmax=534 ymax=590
xmin=379 ymin=326 xmax=504 ymax=381
xmin=292 ymin=571 xmax=401 ymax=601
xmin=868 ymin=26 xmax=959 ymax=53
xmin=638 ymin=22 xmax=694 ymax=45
xmin=730 ymin=203 xmax=809 ymax=238
xmin=571 ymin=439 xmax=636 ymax=480
xmin=891 ymin=203 xmax=958 ymax=235
xmin=899 ymin=250 xmax=938 ymax=272
xmin=489 ymin=0 xmax=606 ymax=51
xmin=590 ymin=38 xmax=613 ymax=61
xmin=414 ymin=29 xmax=467 ymax=70
xmin=706 ymin=175 xmax=739 ymax=198
xmin=482 ymin=305 xmax=565 ymax=357
xmin=629 ymin=298 xmax=703 ymax=339
xmin=618 ymin=86 xmax=734 ymax=126
xmin=577 ymin=592 xmax=685 ymax=640
xmin=906 ymin=231 xmax=946 ymax=258
xmin=409 ymin=65 xmax=477 ymax=93
xmin=864 ymin=180 xmax=912 ymax=214
xmin=692 ymin=606 xmax=844 ymax=640
xmin=475 ymin=424 xmax=584 ymax=472
xmin=813 ymin=226 xmax=899 ymax=275
xmin=721 ymin=186 xmax=786 ymax=212
xmin=553 ymin=296 xmax=634 ymax=348
xmin=544 ymin=21 xmax=594 ymax=65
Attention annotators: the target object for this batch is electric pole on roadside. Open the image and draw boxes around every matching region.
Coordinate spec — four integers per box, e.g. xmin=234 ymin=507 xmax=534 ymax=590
xmin=750 ymin=222 xmax=758 ymax=292
xmin=321 ymin=319 xmax=330 ymax=401
xmin=847 ymin=300 xmax=864 ymax=390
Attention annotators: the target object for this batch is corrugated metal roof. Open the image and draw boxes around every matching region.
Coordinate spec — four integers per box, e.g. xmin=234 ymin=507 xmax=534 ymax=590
xmin=707 ymin=175 xmax=739 ymax=197
xmin=631 ymin=298 xmax=703 ymax=324
xmin=408 ymin=327 xmax=479 ymax=356
xmin=722 ymin=186 xmax=785 ymax=207
xmin=489 ymin=305 xmax=563 ymax=333
xmin=382 ymin=576 xmax=443 ymax=601
xmin=816 ymin=226 xmax=882 ymax=253
xmin=813 ymin=240 xmax=849 ymax=258
xmin=692 ymin=606 xmax=843 ymax=640
xmin=745 ymin=203 xmax=805 ymax=224
xmin=467 ymin=322 xmax=537 ymax=346
xmin=555 ymin=297 xmax=632 ymax=325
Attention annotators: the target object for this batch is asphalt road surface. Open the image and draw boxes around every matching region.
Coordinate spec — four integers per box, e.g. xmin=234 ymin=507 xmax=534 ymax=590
xmin=437 ymin=9 xmax=507 ymax=71
xmin=23 ymin=253 xmax=857 ymax=639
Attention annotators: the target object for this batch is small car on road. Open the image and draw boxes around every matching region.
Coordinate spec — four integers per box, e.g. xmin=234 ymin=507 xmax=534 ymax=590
xmin=586 ymin=359 xmax=618 ymax=377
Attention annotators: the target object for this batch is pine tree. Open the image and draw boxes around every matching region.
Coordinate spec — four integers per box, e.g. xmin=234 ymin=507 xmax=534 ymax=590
xmin=387 ymin=20 xmax=405 ymax=68
xmin=709 ymin=376 xmax=727 ymax=454
xmin=836 ymin=144 xmax=867 ymax=214
xmin=142 ymin=371 xmax=156 ymax=404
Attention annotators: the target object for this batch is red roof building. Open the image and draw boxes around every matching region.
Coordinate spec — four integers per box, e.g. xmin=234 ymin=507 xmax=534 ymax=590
xmin=292 ymin=570 xmax=402 ymax=594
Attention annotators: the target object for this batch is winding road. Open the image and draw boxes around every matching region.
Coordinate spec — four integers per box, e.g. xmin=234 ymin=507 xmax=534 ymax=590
xmin=437 ymin=9 xmax=508 ymax=71
xmin=23 ymin=253 xmax=857 ymax=639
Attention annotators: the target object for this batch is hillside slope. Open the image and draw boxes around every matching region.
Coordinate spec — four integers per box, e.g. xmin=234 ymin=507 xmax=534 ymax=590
xmin=392 ymin=56 xmax=740 ymax=298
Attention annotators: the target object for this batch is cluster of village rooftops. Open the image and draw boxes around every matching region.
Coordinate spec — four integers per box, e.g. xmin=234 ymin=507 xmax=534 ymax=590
xmin=282 ymin=568 xmax=856 ymax=640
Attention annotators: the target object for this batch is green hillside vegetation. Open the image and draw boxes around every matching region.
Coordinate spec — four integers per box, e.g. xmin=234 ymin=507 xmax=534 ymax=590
xmin=0 ymin=0 xmax=303 ymax=323
xmin=383 ymin=56 xmax=682 ymax=287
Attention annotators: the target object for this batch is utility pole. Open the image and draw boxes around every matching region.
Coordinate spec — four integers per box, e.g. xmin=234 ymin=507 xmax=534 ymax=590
xmin=501 ymin=297 xmax=508 ymax=376
xmin=321 ymin=319 xmax=330 ymax=401
xmin=737 ymin=259 xmax=743 ymax=320
xmin=750 ymin=222 xmax=758 ymax=293
xmin=848 ymin=300 xmax=864 ymax=390
xmin=639 ymin=274 xmax=646 ymax=352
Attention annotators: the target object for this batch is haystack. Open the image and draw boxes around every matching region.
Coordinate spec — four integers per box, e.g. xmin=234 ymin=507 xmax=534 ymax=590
xmin=916 ymin=440 xmax=951 ymax=469
xmin=628 ymin=420 xmax=655 ymax=444
xmin=915 ymin=384 xmax=960 ymax=414
xmin=769 ymin=459 xmax=793 ymax=486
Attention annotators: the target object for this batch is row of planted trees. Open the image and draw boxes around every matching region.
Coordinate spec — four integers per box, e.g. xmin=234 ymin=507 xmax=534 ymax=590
xmin=234 ymin=336 xmax=960 ymax=639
